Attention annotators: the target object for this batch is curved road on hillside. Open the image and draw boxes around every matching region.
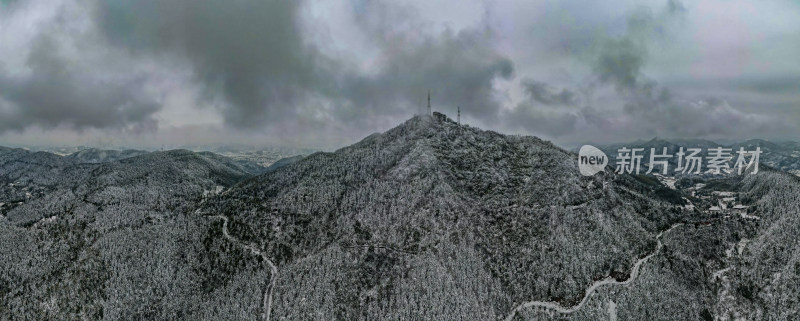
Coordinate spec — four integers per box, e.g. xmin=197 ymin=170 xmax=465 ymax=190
xmin=214 ymin=214 xmax=278 ymax=321
xmin=504 ymin=223 xmax=684 ymax=321
xmin=197 ymin=187 xmax=279 ymax=321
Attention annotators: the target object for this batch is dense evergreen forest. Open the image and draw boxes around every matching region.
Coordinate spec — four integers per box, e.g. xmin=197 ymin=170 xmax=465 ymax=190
xmin=1 ymin=114 xmax=798 ymax=320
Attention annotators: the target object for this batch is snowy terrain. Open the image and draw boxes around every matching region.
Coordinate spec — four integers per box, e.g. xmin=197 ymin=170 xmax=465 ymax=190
xmin=1 ymin=114 xmax=799 ymax=320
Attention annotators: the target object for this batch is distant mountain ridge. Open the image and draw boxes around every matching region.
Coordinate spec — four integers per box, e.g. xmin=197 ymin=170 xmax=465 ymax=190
xmin=67 ymin=148 xmax=148 ymax=163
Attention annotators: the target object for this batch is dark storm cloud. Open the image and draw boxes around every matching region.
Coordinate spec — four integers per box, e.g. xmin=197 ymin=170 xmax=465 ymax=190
xmin=342 ymin=0 xmax=513 ymax=122
xmin=95 ymin=0 xmax=331 ymax=128
xmin=572 ymin=0 xmax=788 ymax=140
xmin=497 ymin=0 xmax=687 ymax=139
xmin=2 ymin=0 xmax=797 ymax=147
xmin=587 ymin=1 xmax=789 ymax=139
xmin=590 ymin=1 xmax=683 ymax=91
xmin=521 ymin=79 xmax=578 ymax=106
xmin=0 ymin=34 xmax=159 ymax=133
xmin=340 ymin=29 xmax=513 ymax=121
xmin=91 ymin=0 xmax=513 ymax=130
xmin=502 ymin=78 xmax=580 ymax=137
xmin=593 ymin=37 xmax=646 ymax=90
xmin=501 ymin=0 xmax=792 ymax=141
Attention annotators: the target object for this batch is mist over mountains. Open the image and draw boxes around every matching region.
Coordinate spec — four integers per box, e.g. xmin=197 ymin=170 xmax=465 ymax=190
xmin=0 ymin=114 xmax=799 ymax=320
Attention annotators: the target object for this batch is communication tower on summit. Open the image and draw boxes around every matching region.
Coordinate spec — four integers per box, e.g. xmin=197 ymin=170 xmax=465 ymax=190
xmin=427 ymin=90 xmax=431 ymax=116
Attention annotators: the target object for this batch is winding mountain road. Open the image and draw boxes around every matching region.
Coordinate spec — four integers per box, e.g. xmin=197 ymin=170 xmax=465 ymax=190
xmin=214 ymin=214 xmax=278 ymax=321
xmin=504 ymin=223 xmax=684 ymax=321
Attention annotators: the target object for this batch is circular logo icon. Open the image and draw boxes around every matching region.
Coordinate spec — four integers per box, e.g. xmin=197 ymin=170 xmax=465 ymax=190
xmin=578 ymin=145 xmax=608 ymax=176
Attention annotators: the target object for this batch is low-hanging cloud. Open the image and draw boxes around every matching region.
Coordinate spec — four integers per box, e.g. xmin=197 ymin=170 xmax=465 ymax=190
xmin=521 ymin=79 xmax=579 ymax=106
xmin=502 ymin=0 xmax=794 ymax=142
xmin=0 ymin=32 xmax=159 ymax=133
xmin=1 ymin=0 xmax=798 ymax=148
xmin=0 ymin=0 xmax=515 ymax=142
xmin=501 ymin=78 xmax=581 ymax=137
xmin=95 ymin=0 xmax=328 ymax=128
xmin=93 ymin=0 xmax=513 ymax=131
xmin=339 ymin=29 xmax=514 ymax=122
xmin=586 ymin=0 xmax=790 ymax=140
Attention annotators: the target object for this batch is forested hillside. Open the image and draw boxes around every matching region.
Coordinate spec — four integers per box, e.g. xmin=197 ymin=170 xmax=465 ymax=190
xmin=1 ymin=114 xmax=798 ymax=320
xmin=0 ymin=149 xmax=270 ymax=320
xmin=66 ymin=148 xmax=148 ymax=164
xmin=200 ymin=113 xmax=691 ymax=320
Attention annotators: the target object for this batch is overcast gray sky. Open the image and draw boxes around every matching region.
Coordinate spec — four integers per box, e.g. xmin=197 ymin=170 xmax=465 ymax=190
xmin=1 ymin=0 xmax=798 ymax=149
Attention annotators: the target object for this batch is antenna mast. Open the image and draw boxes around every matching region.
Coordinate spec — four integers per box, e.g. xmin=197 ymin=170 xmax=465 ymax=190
xmin=457 ymin=106 xmax=460 ymax=125
xmin=427 ymin=90 xmax=431 ymax=116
